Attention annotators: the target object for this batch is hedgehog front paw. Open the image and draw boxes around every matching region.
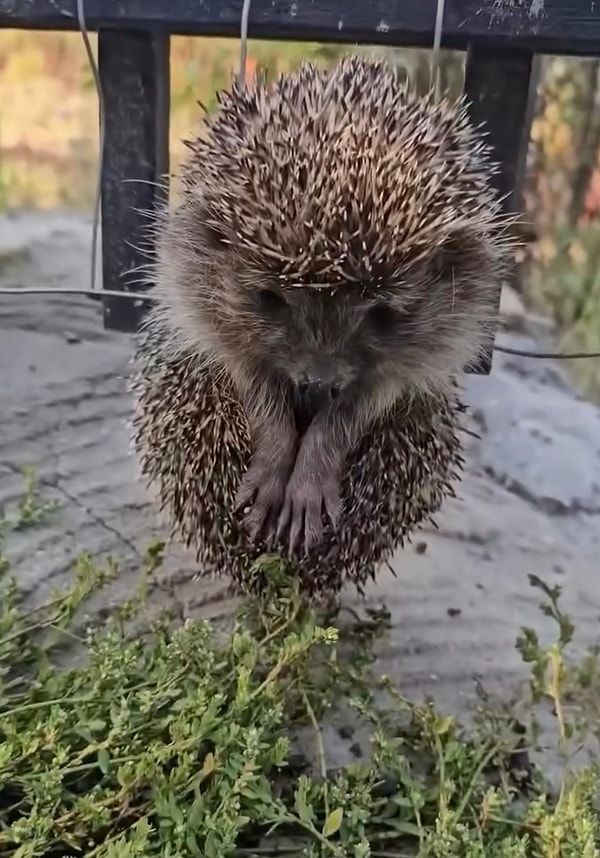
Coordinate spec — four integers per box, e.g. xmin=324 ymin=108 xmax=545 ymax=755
xmin=276 ymin=469 xmax=342 ymax=557
xmin=235 ymin=456 xmax=293 ymax=544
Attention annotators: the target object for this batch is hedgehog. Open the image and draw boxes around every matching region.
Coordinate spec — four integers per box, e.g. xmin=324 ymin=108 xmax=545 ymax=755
xmin=132 ymin=322 xmax=466 ymax=597
xmin=132 ymin=55 xmax=516 ymax=598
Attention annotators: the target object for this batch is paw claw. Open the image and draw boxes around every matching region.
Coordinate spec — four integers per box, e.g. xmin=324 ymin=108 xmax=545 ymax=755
xmin=234 ymin=484 xmax=254 ymax=514
xmin=235 ymin=456 xmax=292 ymax=545
xmin=276 ymin=473 xmax=341 ymax=558
xmin=323 ymin=486 xmax=342 ymax=529
xmin=287 ymin=509 xmax=304 ymax=558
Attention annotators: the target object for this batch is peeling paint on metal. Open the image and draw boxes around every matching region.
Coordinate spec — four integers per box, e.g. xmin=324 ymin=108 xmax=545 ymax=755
xmin=488 ymin=0 xmax=545 ymax=20
xmin=529 ymin=0 xmax=544 ymax=17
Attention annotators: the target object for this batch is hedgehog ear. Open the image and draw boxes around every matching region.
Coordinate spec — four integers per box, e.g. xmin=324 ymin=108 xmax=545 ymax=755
xmin=199 ymin=221 xmax=229 ymax=252
xmin=431 ymin=230 xmax=477 ymax=282
xmin=431 ymin=234 xmax=462 ymax=280
xmin=176 ymin=199 xmax=230 ymax=253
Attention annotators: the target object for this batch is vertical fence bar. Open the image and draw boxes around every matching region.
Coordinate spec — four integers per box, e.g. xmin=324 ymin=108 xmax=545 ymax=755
xmin=98 ymin=29 xmax=170 ymax=333
xmin=463 ymin=45 xmax=534 ymax=374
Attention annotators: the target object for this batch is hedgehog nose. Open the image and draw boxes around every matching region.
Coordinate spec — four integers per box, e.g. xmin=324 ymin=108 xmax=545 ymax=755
xmin=298 ymin=379 xmax=339 ymax=410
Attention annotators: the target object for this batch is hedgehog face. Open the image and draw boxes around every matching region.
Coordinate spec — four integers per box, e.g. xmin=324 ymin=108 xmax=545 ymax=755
xmin=155 ymin=55 xmax=516 ymax=404
xmin=155 ymin=214 xmax=502 ymax=408
xmin=215 ymin=231 xmax=500 ymax=405
xmin=226 ymin=269 xmax=489 ymax=403
xmin=252 ymin=286 xmax=365 ymax=395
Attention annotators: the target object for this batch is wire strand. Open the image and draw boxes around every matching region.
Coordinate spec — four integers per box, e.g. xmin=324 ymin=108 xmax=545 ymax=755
xmin=431 ymin=0 xmax=446 ymax=97
xmin=238 ymin=0 xmax=253 ymax=83
xmin=0 ymin=287 xmax=150 ymax=300
xmin=494 ymin=344 xmax=600 ymax=360
xmin=76 ymin=0 xmax=104 ymax=296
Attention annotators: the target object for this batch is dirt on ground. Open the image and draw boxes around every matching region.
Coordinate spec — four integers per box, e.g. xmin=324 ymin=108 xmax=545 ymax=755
xmin=1 ymin=210 xmax=600 ymax=779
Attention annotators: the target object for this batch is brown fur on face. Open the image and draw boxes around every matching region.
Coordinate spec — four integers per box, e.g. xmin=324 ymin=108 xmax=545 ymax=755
xmin=149 ymin=55 xmax=518 ymax=552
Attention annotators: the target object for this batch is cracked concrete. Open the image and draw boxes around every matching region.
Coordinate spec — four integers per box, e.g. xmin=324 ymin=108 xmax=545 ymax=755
xmin=0 ymin=212 xmax=234 ymax=621
xmin=1 ymin=211 xmax=600 ymax=776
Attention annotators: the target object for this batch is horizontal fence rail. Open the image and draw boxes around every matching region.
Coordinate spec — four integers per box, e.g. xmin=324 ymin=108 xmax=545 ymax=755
xmin=1 ymin=0 xmax=600 ymax=56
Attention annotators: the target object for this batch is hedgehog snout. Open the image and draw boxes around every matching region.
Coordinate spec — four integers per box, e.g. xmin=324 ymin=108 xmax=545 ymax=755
xmin=297 ymin=377 xmax=340 ymax=413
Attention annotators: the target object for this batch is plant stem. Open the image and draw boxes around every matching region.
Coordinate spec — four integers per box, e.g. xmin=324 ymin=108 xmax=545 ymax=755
xmin=301 ymin=686 xmax=329 ymax=819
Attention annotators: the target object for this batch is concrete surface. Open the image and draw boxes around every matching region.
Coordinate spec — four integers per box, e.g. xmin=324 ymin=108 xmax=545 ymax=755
xmin=1 ymin=210 xmax=600 ymax=774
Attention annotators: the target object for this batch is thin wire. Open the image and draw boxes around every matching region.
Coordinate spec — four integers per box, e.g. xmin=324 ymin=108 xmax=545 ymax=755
xmin=0 ymin=287 xmax=150 ymax=300
xmin=238 ymin=0 xmax=253 ymax=84
xmin=431 ymin=0 xmax=446 ymax=97
xmin=76 ymin=0 xmax=104 ymax=295
xmin=494 ymin=344 xmax=600 ymax=360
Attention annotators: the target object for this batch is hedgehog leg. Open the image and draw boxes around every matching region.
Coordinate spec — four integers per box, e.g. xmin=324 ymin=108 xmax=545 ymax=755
xmin=277 ymin=386 xmax=377 ymax=554
xmin=235 ymin=422 xmax=298 ymax=542
xmin=277 ymin=462 xmax=342 ymax=556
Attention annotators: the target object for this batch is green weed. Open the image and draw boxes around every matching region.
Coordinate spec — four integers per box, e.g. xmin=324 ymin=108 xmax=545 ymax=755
xmin=13 ymin=466 xmax=60 ymax=530
xmin=1 ymin=475 xmax=599 ymax=857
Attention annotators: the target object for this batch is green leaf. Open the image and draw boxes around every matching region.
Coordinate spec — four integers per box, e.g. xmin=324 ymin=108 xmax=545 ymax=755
xmin=186 ymin=831 xmax=202 ymax=856
xmin=204 ymin=831 xmax=219 ymax=858
xmin=391 ymin=794 xmax=415 ymax=809
xmin=435 ymin=715 xmax=454 ymax=736
xmin=386 ymin=818 xmax=423 ymax=838
xmin=295 ymin=796 xmax=312 ymax=822
xmin=168 ymin=793 xmax=184 ymax=826
xmin=322 ymin=807 xmax=344 ymax=838
xmin=98 ymin=748 xmax=110 ymax=775
xmin=189 ymin=795 xmax=205 ymax=828
xmin=294 ymin=786 xmax=314 ymax=824
xmin=200 ymin=751 xmax=216 ymax=780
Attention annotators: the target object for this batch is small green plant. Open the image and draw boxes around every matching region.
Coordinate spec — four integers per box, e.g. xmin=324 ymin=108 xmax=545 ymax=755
xmin=13 ymin=466 xmax=60 ymax=530
xmin=1 ymin=473 xmax=600 ymax=857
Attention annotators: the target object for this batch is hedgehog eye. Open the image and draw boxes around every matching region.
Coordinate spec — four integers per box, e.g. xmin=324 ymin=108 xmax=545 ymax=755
xmin=257 ymin=288 xmax=288 ymax=314
xmin=366 ymin=302 xmax=397 ymax=334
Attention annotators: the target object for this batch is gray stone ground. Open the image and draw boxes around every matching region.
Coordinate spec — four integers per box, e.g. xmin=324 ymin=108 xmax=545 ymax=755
xmin=2 ymin=211 xmax=600 ymax=774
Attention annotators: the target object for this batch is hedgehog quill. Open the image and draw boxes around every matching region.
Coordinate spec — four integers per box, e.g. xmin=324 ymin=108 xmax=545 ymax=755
xmin=132 ymin=55 xmax=516 ymax=598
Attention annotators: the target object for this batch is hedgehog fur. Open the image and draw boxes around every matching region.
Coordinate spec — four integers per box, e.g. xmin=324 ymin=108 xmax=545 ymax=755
xmin=132 ymin=54 xmax=514 ymax=598
xmin=132 ymin=323 xmax=466 ymax=599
